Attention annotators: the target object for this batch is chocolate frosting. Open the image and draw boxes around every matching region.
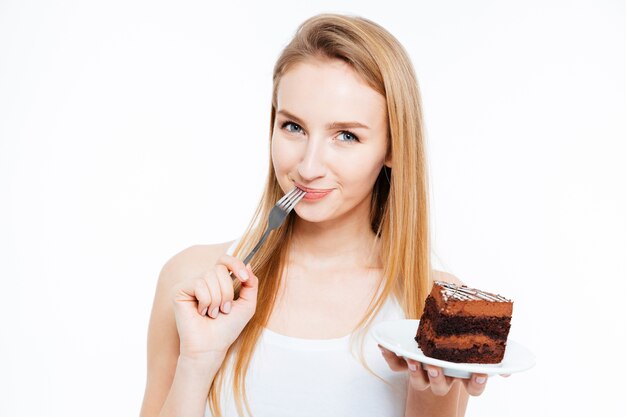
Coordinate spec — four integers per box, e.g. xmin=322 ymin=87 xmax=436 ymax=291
xmin=431 ymin=281 xmax=513 ymax=317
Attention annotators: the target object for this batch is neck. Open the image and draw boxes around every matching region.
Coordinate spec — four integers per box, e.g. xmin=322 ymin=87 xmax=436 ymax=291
xmin=290 ymin=213 xmax=381 ymax=270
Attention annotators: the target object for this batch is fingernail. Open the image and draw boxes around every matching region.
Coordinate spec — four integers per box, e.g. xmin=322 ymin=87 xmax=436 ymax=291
xmin=408 ymin=363 xmax=417 ymax=372
xmin=238 ymin=268 xmax=249 ymax=281
xmin=475 ymin=376 xmax=486 ymax=384
xmin=201 ymin=307 xmax=208 ymax=316
xmin=222 ymin=302 xmax=231 ymax=314
xmin=210 ymin=307 xmax=219 ymax=318
xmin=428 ymin=369 xmax=439 ymax=378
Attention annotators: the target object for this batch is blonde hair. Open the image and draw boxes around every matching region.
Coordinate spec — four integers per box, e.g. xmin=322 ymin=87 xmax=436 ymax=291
xmin=208 ymin=13 xmax=430 ymax=417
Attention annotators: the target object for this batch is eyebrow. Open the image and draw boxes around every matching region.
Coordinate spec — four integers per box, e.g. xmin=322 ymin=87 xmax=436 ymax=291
xmin=277 ymin=109 xmax=370 ymax=130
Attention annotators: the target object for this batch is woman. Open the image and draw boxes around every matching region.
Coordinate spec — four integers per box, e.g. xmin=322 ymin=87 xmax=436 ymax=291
xmin=140 ymin=13 xmax=489 ymax=417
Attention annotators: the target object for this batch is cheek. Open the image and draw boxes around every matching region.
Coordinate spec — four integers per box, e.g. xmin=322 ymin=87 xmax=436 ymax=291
xmin=335 ymin=153 xmax=384 ymax=191
xmin=271 ymin=136 xmax=299 ymax=174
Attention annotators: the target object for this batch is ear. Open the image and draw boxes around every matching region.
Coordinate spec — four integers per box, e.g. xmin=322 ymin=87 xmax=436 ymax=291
xmin=384 ymin=153 xmax=392 ymax=168
xmin=384 ymin=138 xmax=392 ymax=168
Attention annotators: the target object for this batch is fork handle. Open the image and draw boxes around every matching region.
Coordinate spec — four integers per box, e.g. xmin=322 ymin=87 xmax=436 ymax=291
xmin=228 ymin=228 xmax=272 ymax=283
xmin=243 ymin=228 xmax=271 ymax=265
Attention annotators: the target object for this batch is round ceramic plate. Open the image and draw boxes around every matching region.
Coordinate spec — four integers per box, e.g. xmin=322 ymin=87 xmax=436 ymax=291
xmin=372 ymin=319 xmax=535 ymax=379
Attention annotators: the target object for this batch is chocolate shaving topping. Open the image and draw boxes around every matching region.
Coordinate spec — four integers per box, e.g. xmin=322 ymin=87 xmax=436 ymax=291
xmin=435 ymin=280 xmax=510 ymax=302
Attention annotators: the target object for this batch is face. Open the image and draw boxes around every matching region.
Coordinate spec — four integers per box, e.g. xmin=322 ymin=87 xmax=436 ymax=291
xmin=271 ymin=57 xmax=390 ymax=226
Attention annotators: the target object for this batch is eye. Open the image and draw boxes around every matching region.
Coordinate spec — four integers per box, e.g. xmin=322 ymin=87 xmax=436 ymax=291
xmin=281 ymin=121 xmax=304 ymax=134
xmin=337 ymin=131 xmax=359 ymax=143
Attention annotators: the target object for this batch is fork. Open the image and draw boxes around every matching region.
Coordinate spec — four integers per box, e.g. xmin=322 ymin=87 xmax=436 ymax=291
xmin=238 ymin=187 xmax=306 ymax=268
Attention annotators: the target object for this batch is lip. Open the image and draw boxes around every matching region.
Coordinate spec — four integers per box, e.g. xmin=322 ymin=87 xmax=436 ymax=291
xmin=301 ymin=191 xmax=331 ymax=201
xmin=294 ymin=182 xmax=333 ymax=201
xmin=294 ymin=183 xmax=334 ymax=194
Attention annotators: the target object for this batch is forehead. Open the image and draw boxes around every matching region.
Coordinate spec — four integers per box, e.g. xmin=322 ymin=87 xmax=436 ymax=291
xmin=276 ymin=58 xmax=387 ymax=128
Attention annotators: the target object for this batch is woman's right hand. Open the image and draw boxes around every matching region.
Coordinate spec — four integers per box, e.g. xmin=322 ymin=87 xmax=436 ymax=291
xmin=171 ymin=254 xmax=259 ymax=361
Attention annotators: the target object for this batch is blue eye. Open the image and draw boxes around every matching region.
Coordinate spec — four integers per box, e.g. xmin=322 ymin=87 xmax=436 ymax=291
xmin=337 ymin=131 xmax=359 ymax=142
xmin=281 ymin=121 xmax=303 ymax=134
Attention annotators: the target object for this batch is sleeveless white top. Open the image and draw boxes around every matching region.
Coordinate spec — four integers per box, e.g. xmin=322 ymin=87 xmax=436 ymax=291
xmin=204 ymin=242 xmax=408 ymax=417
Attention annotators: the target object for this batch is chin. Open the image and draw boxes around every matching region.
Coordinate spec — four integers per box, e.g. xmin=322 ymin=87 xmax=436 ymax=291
xmin=293 ymin=206 xmax=334 ymax=223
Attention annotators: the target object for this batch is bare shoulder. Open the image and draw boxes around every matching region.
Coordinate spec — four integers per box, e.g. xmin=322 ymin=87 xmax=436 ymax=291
xmin=431 ymin=270 xmax=464 ymax=286
xmin=159 ymin=241 xmax=234 ymax=287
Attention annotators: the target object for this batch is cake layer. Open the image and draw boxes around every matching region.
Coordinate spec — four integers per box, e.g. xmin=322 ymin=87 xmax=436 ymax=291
xmin=431 ymin=281 xmax=512 ymax=317
xmin=416 ymin=334 xmax=506 ymax=364
xmin=422 ymin=296 xmax=511 ymax=340
xmin=416 ymin=319 xmax=499 ymax=349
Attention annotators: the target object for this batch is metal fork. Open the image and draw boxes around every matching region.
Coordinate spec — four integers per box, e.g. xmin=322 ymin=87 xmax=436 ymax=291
xmin=240 ymin=187 xmax=306 ymax=266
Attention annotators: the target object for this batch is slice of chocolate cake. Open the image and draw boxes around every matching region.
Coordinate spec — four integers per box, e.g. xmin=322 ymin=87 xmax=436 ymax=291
xmin=415 ymin=281 xmax=513 ymax=364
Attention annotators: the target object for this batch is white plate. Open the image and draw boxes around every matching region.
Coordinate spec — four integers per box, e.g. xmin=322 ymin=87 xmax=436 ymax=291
xmin=372 ymin=319 xmax=535 ymax=379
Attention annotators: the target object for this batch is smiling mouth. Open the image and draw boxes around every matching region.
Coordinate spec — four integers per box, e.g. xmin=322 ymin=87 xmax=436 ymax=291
xmin=294 ymin=183 xmax=333 ymax=201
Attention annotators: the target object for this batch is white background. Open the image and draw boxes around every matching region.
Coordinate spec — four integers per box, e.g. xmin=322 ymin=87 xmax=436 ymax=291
xmin=1 ymin=1 xmax=625 ymax=416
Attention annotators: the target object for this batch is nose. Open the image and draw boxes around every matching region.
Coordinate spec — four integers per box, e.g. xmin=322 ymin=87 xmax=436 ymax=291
xmin=297 ymin=137 xmax=326 ymax=182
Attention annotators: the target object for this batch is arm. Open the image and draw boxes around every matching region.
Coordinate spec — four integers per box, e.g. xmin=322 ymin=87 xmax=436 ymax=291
xmin=404 ymin=380 xmax=468 ymax=417
xmin=140 ymin=245 xmax=220 ymax=417
xmin=156 ymin=354 xmax=224 ymax=417
xmin=140 ymin=244 xmax=258 ymax=417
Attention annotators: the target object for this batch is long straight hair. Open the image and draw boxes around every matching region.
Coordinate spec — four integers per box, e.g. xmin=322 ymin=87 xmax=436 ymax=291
xmin=208 ymin=13 xmax=430 ymax=417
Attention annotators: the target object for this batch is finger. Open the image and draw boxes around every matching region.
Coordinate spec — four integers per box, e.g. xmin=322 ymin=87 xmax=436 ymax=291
xmin=235 ymin=264 xmax=258 ymax=307
xmin=424 ymin=365 xmax=453 ymax=396
xmin=217 ymin=254 xmax=250 ymax=283
xmin=215 ymin=263 xmax=235 ymax=314
xmin=191 ymin=278 xmax=211 ymax=316
xmin=463 ymin=373 xmax=488 ymax=396
xmin=204 ymin=269 xmax=223 ymax=318
xmin=378 ymin=345 xmax=407 ymax=372
xmin=406 ymin=359 xmax=430 ymax=391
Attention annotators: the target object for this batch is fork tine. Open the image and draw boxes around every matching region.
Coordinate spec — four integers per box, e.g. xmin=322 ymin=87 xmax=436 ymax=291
xmin=277 ymin=187 xmax=303 ymax=207
xmin=276 ymin=187 xmax=300 ymax=205
xmin=279 ymin=188 xmax=305 ymax=210
xmin=288 ymin=195 xmax=304 ymax=211
xmin=282 ymin=190 xmax=305 ymax=212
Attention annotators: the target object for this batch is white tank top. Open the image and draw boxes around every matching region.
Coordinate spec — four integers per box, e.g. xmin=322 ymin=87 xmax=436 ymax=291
xmin=204 ymin=241 xmax=408 ymax=417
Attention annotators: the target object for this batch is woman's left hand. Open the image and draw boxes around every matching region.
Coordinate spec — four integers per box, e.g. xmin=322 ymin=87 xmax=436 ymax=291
xmin=378 ymin=345 xmax=488 ymax=396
